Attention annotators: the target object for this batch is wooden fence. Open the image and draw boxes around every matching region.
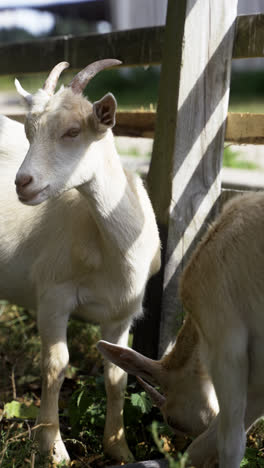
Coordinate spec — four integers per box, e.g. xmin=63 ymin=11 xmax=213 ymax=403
xmin=5 ymin=14 xmax=264 ymax=145
xmin=1 ymin=0 xmax=263 ymax=358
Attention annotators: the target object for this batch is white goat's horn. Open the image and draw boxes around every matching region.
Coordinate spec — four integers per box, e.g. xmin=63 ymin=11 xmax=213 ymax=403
xmin=137 ymin=376 xmax=166 ymax=408
xmin=69 ymin=59 xmax=122 ymax=94
xmin=43 ymin=61 xmax=70 ymax=96
xmin=14 ymin=78 xmax=33 ymax=107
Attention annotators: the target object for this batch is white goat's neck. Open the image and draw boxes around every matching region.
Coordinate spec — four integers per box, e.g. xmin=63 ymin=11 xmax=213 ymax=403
xmin=77 ymin=136 xmax=141 ymax=253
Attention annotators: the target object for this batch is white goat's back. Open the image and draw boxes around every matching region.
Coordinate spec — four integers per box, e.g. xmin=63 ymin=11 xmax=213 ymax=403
xmin=0 ymin=115 xmax=28 ymax=161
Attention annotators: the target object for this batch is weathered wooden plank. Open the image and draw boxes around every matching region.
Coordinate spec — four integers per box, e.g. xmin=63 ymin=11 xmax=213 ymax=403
xmin=135 ymin=0 xmax=239 ymax=359
xmin=0 ymin=27 xmax=164 ymax=75
xmin=132 ymin=0 xmax=188 ymax=359
xmin=115 ymin=111 xmax=264 ymax=144
xmin=8 ymin=111 xmax=264 ymax=145
xmin=0 ymin=13 xmax=262 ymax=76
xmin=7 ymin=111 xmax=157 ymax=138
xmin=225 ymin=112 xmax=264 ymax=144
xmin=233 ymin=14 xmax=264 ymax=58
xmin=114 ymin=111 xmax=156 ymax=138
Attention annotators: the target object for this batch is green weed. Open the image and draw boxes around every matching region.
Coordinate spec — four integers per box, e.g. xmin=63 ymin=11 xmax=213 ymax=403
xmin=0 ymin=421 xmax=50 ymax=468
xmin=1 ymin=303 xmax=264 ymax=467
xmin=151 ymin=421 xmax=191 ymax=468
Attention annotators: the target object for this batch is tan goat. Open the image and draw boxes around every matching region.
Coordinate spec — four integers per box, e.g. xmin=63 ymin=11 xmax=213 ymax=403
xmin=0 ymin=60 xmax=160 ymax=464
xmin=98 ymin=191 xmax=264 ymax=468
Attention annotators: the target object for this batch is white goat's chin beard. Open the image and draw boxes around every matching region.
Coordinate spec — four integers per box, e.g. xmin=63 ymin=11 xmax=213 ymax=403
xmin=18 ymin=185 xmax=50 ymax=206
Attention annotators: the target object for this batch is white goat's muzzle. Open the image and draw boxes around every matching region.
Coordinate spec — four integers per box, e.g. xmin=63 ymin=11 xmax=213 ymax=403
xmin=15 ymin=171 xmax=49 ymax=205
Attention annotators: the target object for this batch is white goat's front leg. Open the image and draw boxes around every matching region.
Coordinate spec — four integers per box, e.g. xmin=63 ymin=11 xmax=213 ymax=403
xmin=210 ymin=331 xmax=248 ymax=468
xmin=36 ymin=284 xmax=77 ymax=465
xmin=101 ymin=319 xmax=133 ymax=462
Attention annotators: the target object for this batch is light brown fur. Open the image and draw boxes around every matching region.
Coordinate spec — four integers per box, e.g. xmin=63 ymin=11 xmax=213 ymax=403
xmin=98 ymin=191 xmax=264 ymax=468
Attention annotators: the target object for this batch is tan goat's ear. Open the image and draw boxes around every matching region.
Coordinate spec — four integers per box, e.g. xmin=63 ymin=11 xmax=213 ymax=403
xmin=92 ymin=93 xmax=117 ymax=131
xmin=97 ymin=340 xmax=163 ymax=386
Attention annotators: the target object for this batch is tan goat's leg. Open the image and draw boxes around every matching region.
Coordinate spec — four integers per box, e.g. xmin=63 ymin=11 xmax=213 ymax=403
xmin=36 ymin=284 xmax=76 ymax=465
xmin=101 ymin=319 xmax=133 ymax=462
xmin=186 ymin=415 xmax=218 ymax=467
xmin=186 ymin=389 xmax=264 ymax=468
xmin=212 ymin=336 xmax=248 ymax=468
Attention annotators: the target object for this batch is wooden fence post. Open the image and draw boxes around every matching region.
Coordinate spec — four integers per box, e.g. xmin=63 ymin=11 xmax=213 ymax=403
xmin=133 ymin=0 xmax=238 ymax=358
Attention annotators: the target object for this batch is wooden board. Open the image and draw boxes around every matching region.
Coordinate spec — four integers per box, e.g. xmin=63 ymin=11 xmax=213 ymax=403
xmin=115 ymin=111 xmax=264 ymax=144
xmin=0 ymin=14 xmax=263 ymax=76
xmin=9 ymin=111 xmax=264 ymax=145
xmin=134 ymin=0 xmax=239 ymax=359
xmin=225 ymin=112 xmax=264 ymax=144
xmin=114 ymin=111 xmax=156 ymax=138
xmin=0 ymin=27 xmax=164 ymax=75
xmin=233 ymin=13 xmax=264 ymax=58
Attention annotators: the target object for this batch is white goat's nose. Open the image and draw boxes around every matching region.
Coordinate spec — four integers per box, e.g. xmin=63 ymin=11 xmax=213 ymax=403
xmin=15 ymin=173 xmax=33 ymax=189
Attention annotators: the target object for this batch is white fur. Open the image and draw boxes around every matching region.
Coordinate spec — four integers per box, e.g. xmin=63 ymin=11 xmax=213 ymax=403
xmin=0 ymin=83 xmax=160 ymax=464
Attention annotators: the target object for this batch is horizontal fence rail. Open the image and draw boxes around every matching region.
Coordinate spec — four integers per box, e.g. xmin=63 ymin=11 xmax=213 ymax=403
xmin=8 ymin=111 xmax=264 ymax=145
xmin=233 ymin=13 xmax=264 ymax=58
xmin=115 ymin=112 xmax=264 ymax=144
xmin=0 ymin=14 xmax=263 ymax=75
xmin=2 ymin=13 xmax=264 ymax=145
xmin=0 ymin=27 xmax=164 ymax=74
xmin=225 ymin=113 xmax=264 ymax=144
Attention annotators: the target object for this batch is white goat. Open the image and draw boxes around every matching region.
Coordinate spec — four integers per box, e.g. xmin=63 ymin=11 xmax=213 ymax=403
xmin=0 ymin=60 xmax=160 ymax=464
xmin=98 ymin=190 xmax=264 ymax=468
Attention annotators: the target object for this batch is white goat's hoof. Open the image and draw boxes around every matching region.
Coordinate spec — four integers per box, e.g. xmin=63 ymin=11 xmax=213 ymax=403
xmin=51 ymin=439 xmax=71 ymax=465
xmin=36 ymin=425 xmax=70 ymax=465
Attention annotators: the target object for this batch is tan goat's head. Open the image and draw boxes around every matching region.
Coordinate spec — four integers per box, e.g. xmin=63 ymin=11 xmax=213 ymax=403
xmin=97 ymin=318 xmax=219 ymax=438
xmin=15 ymin=60 xmax=121 ymax=205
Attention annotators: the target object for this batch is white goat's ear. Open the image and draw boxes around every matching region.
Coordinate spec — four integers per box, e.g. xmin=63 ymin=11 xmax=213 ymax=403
xmin=92 ymin=93 xmax=117 ymax=131
xmin=97 ymin=340 xmax=163 ymax=386
xmin=14 ymin=78 xmax=33 ymax=108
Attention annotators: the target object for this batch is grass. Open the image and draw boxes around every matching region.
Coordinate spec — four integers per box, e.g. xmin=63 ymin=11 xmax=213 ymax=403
xmin=1 ymin=305 xmax=264 ymax=467
xmin=0 ymin=305 xmax=185 ymax=467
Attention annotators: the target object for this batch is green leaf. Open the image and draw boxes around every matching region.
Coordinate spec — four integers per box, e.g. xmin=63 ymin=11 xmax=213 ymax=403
xmin=4 ymin=400 xmax=38 ymax=420
xmin=77 ymin=389 xmax=85 ymax=408
xmin=131 ymin=392 xmax=152 ymax=414
xmin=240 ymin=447 xmax=264 ymax=467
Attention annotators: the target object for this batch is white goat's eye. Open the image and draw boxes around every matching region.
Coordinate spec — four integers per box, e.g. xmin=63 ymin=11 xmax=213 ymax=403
xmin=63 ymin=128 xmax=80 ymax=138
